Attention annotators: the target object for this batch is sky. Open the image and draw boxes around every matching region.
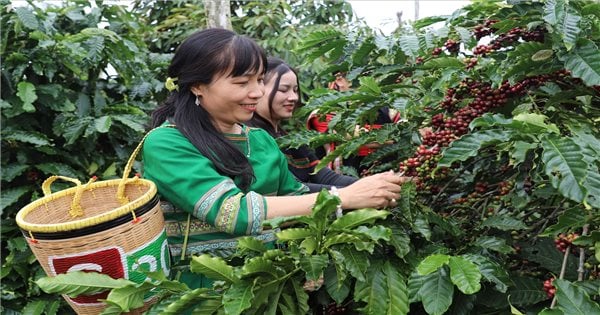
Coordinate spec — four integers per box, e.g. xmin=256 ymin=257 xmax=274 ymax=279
xmin=348 ymin=0 xmax=471 ymax=34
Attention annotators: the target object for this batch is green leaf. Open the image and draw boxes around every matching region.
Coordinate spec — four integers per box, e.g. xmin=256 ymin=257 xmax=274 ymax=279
xmin=541 ymin=207 xmax=587 ymax=236
xmin=22 ymin=300 xmax=47 ymax=315
xmin=2 ymin=130 xmax=52 ymax=146
xmin=510 ymin=141 xmax=538 ymax=165
xmin=106 ymin=282 xmax=152 ymax=311
xmin=418 ymin=267 xmax=454 ymax=315
xmin=541 ymin=135 xmax=588 ymax=203
xmin=448 ymin=256 xmax=482 ymax=295
xmin=351 ymin=225 xmax=391 ymax=243
xmin=413 ymin=213 xmax=431 ymax=240
xmin=291 ymin=278 xmax=310 ymax=314
xmin=389 ymin=227 xmax=411 ymax=259
xmin=481 ymin=215 xmax=527 ymax=231
xmin=275 ymin=228 xmax=313 ymax=241
xmin=1 ymin=186 xmax=30 ymax=211
xmin=223 ymin=281 xmax=254 ymax=315
xmin=437 ymin=130 xmax=511 ymax=167
xmin=190 ymin=254 xmax=237 ymax=283
xmin=324 ymin=263 xmax=350 ymax=305
xmin=36 ymin=271 xmax=133 ymax=297
xmin=417 ymin=254 xmax=450 ymax=276
xmin=16 ymin=82 xmax=37 ymax=112
xmin=240 ymin=256 xmax=278 ymax=278
xmin=562 ymin=40 xmax=600 ymax=86
xmin=237 ymin=236 xmax=267 ymax=253
xmin=543 ymin=0 xmax=566 ymax=25
xmin=513 ymin=113 xmax=560 ymax=134
xmin=463 ymin=254 xmax=510 ymax=293
xmin=358 ymin=77 xmax=381 ymax=95
xmin=398 ymin=35 xmax=419 ymax=58
xmin=14 ymin=7 xmax=39 ymax=30
xmin=508 ymin=276 xmax=548 ymax=306
xmin=299 ymin=254 xmax=328 ymax=281
xmin=532 ymin=49 xmax=554 ymax=61
xmin=354 ymin=263 xmax=387 ymax=315
xmin=339 ymin=247 xmax=369 ymax=282
xmin=1 ymin=164 xmax=29 ymax=182
xmin=329 ymin=209 xmax=389 ymax=230
xmin=94 ymin=116 xmax=112 ymax=133
xmin=300 ymin=236 xmax=317 ymax=254
xmin=554 ymin=279 xmax=600 ymax=315
xmin=473 ymin=236 xmax=514 ymax=254
xmin=383 ymin=261 xmax=409 ymax=315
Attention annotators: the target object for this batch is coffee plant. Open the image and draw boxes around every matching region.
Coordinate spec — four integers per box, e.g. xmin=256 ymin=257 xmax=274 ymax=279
xmin=282 ymin=0 xmax=600 ymax=313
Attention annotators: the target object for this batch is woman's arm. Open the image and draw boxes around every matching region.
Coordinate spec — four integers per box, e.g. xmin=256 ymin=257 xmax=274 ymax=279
xmin=265 ymin=171 xmax=409 ymax=219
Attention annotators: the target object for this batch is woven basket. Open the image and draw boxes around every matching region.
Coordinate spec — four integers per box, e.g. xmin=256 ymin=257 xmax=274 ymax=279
xmin=16 ymin=135 xmax=170 ymax=315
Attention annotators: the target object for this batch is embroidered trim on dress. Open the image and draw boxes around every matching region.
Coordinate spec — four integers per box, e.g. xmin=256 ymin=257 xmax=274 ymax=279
xmin=215 ymin=193 xmax=242 ymax=234
xmin=246 ymin=191 xmax=265 ymax=235
xmin=194 ymin=179 xmax=236 ymax=220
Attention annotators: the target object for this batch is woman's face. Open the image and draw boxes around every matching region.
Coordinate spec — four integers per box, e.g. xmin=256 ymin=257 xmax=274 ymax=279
xmin=192 ymin=70 xmax=265 ymax=133
xmin=257 ymin=70 xmax=298 ymax=125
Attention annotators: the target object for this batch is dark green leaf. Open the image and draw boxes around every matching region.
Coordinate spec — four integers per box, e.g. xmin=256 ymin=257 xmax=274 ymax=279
xmin=36 ymin=271 xmax=133 ymax=297
xmin=541 ymin=135 xmax=588 ymax=203
xmin=481 ymin=215 xmax=527 ymax=231
xmin=383 ymin=261 xmax=409 ymax=315
xmin=190 ymin=254 xmax=237 ymax=283
xmin=299 ymin=254 xmax=328 ymax=281
xmin=223 ymin=282 xmax=254 ymax=315
xmin=448 ymin=256 xmax=481 ymax=295
xmin=354 ymin=263 xmax=387 ymax=315
xmin=562 ymin=40 xmax=600 ymax=86
xmin=418 ymin=267 xmax=454 ymax=315
xmin=554 ymin=279 xmax=600 ymax=315
xmin=417 ymin=254 xmax=450 ymax=276
xmin=437 ymin=130 xmax=511 ymax=167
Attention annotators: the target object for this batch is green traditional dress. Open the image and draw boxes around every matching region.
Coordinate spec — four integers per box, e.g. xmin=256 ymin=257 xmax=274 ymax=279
xmin=142 ymin=123 xmax=308 ymax=288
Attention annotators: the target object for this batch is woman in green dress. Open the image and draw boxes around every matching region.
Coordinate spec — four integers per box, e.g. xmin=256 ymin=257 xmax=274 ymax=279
xmin=142 ymin=28 xmax=408 ymax=288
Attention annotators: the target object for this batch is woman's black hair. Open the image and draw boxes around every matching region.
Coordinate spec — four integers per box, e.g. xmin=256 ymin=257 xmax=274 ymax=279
xmin=151 ymin=28 xmax=267 ymax=191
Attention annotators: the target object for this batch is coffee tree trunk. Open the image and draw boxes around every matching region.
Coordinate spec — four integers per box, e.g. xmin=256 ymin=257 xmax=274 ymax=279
xmin=204 ymin=0 xmax=232 ymax=30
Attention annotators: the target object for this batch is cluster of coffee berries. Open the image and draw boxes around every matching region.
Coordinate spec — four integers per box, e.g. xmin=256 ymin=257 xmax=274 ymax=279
xmin=432 ymin=47 xmax=443 ymax=56
xmin=416 ymin=56 xmax=424 ymax=64
xmin=444 ymin=39 xmax=460 ymax=54
xmin=473 ymin=26 xmax=546 ymax=56
xmin=465 ymin=57 xmax=478 ymax=70
xmin=474 ymin=182 xmax=488 ymax=194
xmin=543 ymin=278 xmax=556 ymax=298
xmin=472 ymin=19 xmax=499 ymax=40
xmin=554 ymin=233 xmax=579 ymax=253
xmin=399 ymin=69 xmax=573 ymax=183
xmin=323 ymin=302 xmax=347 ymax=315
xmin=498 ymin=181 xmax=513 ymax=195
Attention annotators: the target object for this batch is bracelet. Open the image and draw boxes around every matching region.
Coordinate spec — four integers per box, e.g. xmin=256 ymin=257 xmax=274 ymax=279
xmin=329 ymin=186 xmax=343 ymax=218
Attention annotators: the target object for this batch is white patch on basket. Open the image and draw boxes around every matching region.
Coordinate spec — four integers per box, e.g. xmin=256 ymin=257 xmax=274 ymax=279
xmin=67 ymin=263 xmax=102 ymax=273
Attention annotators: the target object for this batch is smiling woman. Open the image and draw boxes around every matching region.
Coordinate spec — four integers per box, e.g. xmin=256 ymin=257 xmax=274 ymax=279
xmin=142 ymin=28 xmax=408 ymax=290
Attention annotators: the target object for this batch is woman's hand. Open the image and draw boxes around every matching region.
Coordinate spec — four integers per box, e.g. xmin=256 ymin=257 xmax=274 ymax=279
xmin=337 ymin=170 xmax=411 ymax=210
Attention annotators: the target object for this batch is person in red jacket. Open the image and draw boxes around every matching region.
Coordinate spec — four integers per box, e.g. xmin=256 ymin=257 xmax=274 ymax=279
xmin=307 ymin=72 xmax=400 ymax=174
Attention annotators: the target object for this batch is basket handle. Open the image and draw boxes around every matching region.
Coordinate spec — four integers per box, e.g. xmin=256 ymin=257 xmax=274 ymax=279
xmin=41 ymin=176 xmax=89 ymax=218
xmin=117 ymin=126 xmax=172 ymax=205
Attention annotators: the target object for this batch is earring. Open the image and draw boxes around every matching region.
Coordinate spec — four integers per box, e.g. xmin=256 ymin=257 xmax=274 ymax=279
xmin=195 ymin=95 xmax=200 ymax=106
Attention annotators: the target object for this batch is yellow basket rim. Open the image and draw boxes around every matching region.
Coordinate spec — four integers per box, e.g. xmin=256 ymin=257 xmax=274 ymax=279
xmin=16 ymin=178 xmax=157 ymax=233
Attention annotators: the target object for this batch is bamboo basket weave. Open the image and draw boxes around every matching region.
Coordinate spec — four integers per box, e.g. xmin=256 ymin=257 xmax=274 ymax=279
xmin=16 ymin=134 xmax=170 ymax=315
